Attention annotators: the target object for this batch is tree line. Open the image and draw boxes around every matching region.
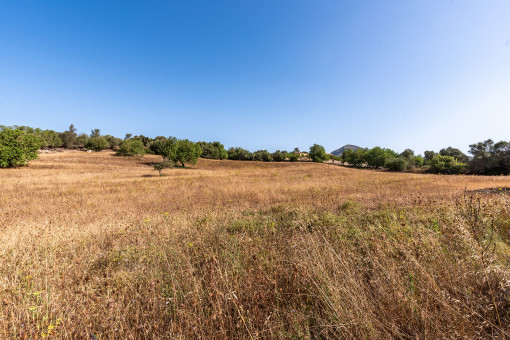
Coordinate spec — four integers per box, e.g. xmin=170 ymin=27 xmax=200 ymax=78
xmin=0 ymin=124 xmax=508 ymax=175
xmin=336 ymin=143 xmax=510 ymax=175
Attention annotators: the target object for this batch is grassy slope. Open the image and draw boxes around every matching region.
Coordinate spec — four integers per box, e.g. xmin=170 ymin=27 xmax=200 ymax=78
xmin=0 ymin=151 xmax=509 ymax=339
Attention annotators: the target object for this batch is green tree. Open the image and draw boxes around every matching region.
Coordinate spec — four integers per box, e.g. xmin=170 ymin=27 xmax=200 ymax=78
xmin=36 ymin=129 xmax=62 ymax=148
xmin=365 ymin=147 xmax=387 ymax=168
xmin=85 ymin=136 xmax=109 ymax=151
xmin=90 ymin=129 xmax=101 ymax=138
xmin=104 ymin=135 xmax=122 ymax=149
xmin=59 ymin=124 xmax=77 ymax=148
xmin=174 ymin=139 xmax=202 ymax=167
xmin=153 ymin=159 xmax=175 ymax=176
xmin=76 ymin=133 xmax=89 ymax=147
xmin=272 ymin=150 xmax=287 ymax=162
xmin=424 ymin=151 xmax=436 ymax=164
xmin=345 ymin=148 xmax=367 ymax=167
xmin=0 ymin=128 xmax=42 ymax=167
xmin=116 ymin=139 xmax=146 ymax=156
xmin=468 ymin=139 xmax=510 ymax=175
xmin=385 ymin=157 xmax=408 ymax=172
xmin=439 ymin=147 xmax=468 ymax=163
xmin=150 ymin=137 xmax=178 ymax=160
xmin=309 ymin=144 xmax=329 ymax=163
xmin=227 ymin=147 xmax=253 ymax=161
xmin=253 ymin=150 xmax=272 ymax=162
xmin=198 ymin=141 xmax=228 ymax=160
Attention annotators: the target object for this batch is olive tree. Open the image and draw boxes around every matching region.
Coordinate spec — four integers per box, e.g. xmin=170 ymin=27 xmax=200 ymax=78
xmin=0 ymin=128 xmax=42 ymax=167
xmin=309 ymin=144 xmax=329 ymax=163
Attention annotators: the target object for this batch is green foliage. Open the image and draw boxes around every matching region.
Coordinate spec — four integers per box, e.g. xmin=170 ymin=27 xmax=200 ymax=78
xmin=288 ymin=152 xmax=299 ymax=162
xmin=104 ymin=135 xmax=123 ymax=149
xmin=174 ymin=139 xmax=202 ymax=166
xmin=151 ymin=137 xmax=201 ymax=167
xmin=76 ymin=133 xmax=89 ymax=147
xmin=253 ymin=150 xmax=272 ymax=162
xmin=365 ymin=147 xmax=387 ymax=168
xmin=424 ymin=151 xmax=436 ymax=164
xmin=153 ymin=159 xmax=175 ymax=176
xmin=227 ymin=147 xmax=253 ymax=161
xmin=116 ymin=139 xmax=146 ymax=156
xmin=468 ymin=139 xmax=510 ymax=175
xmin=345 ymin=148 xmax=367 ymax=167
xmin=400 ymin=149 xmax=415 ymax=159
xmin=59 ymin=124 xmax=77 ymax=148
xmin=85 ymin=136 xmax=109 ymax=151
xmin=414 ymin=156 xmax=425 ymax=167
xmin=439 ymin=147 xmax=468 ymax=163
xmin=0 ymin=128 xmax=42 ymax=167
xmin=309 ymin=144 xmax=329 ymax=163
xmin=36 ymin=129 xmax=62 ymax=148
xmin=133 ymin=135 xmax=154 ymax=148
xmin=341 ymin=148 xmax=354 ymax=164
xmin=428 ymin=155 xmax=466 ymax=174
xmin=385 ymin=157 xmax=408 ymax=172
xmin=198 ymin=141 xmax=228 ymax=160
xmin=150 ymin=137 xmax=178 ymax=160
xmin=90 ymin=129 xmax=101 ymax=138
xmin=272 ymin=150 xmax=287 ymax=162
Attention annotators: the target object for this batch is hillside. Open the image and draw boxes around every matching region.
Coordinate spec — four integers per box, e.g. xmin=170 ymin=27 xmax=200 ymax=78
xmin=330 ymin=144 xmax=362 ymax=156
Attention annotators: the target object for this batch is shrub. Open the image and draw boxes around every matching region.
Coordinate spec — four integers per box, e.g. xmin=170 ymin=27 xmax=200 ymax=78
xmin=0 ymin=128 xmax=42 ymax=167
xmin=428 ymin=155 xmax=466 ymax=174
xmin=85 ymin=136 xmax=109 ymax=151
xmin=253 ymin=150 xmax=272 ymax=162
xmin=385 ymin=157 xmax=408 ymax=172
xmin=153 ymin=160 xmax=175 ymax=176
xmin=288 ymin=153 xmax=299 ymax=162
xmin=272 ymin=150 xmax=287 ymax=162
xmin=227 ymin=147 xmax=253 ymax=161
xmin=116 ymin=139 xmax=146 ymax=156
xmin=104 ymin=135 xmax=123 ymax=149
xmin=198 ymin=141 xmax=228 ymax=160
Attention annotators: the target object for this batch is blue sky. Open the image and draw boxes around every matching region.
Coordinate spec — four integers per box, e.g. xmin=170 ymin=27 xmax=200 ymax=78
xmin=1 ymin=1 xmax=509 ymax=154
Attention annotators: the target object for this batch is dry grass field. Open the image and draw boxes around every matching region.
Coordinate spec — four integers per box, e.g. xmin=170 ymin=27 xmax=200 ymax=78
xmin=1 ymin=150 xmax=510 ymax=339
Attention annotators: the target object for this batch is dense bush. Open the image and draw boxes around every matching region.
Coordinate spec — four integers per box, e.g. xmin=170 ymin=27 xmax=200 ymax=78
xmin=198 ymin=141 xmax=228 ymax=160
xmin=428 ymin=155 xmax=466 ymax=174
xmin=151 ymin=137 xmax=202 ymax=167
xmin=385 ymin=157 xmax=408 ymax=172
xmin=440 ymin=147 xmax=469 ymax=163
xmin=116 ymin=139 xmax=146 ymax=156
xmin=288 ymin=152 xmax=299 ymax=162
xmin=253 ymin=150 xmax=272 ymax=162
xmin=365 ymin=147 xmax=388 ymax=168
xmin=150 ymin=137 xmax=178 ymax=160
xmin=227 ymin=147 xmax=253 ymax=161
xmin=59 ymin=124 xmax=78 ymax=148
xmin=0 ymin=128 xmax=42 ymax=167
xmin=153 ymin=159 xmax=175 ymax=176
xmin=272 ymin=150 xmax=287 ymax=162
xmin=85 ymin=136 xmax=109 ymax=151
xmin=309 ymin=144 xmax=329 ymax=163
xmin=468 ymin=139 xmax=510 ymax=175
xmin=104 ymin=135 xmax=123 ymax=149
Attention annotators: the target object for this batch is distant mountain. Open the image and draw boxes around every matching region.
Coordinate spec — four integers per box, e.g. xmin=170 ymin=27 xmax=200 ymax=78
xmin=330 ymin=144 xmax=362 ymax=156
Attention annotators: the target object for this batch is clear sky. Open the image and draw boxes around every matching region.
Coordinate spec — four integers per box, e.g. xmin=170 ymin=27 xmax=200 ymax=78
xmin=1 ymin=1 xmax=509 ymax=154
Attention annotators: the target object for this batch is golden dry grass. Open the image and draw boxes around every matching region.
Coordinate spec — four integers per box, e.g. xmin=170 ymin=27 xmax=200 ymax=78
xmin=1 ymin=151 xmax=509 ymax=339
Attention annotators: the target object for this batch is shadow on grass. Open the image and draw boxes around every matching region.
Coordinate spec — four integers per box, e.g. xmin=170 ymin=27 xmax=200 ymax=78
xmin=468 ymin=187 xmax=510 ymax=195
